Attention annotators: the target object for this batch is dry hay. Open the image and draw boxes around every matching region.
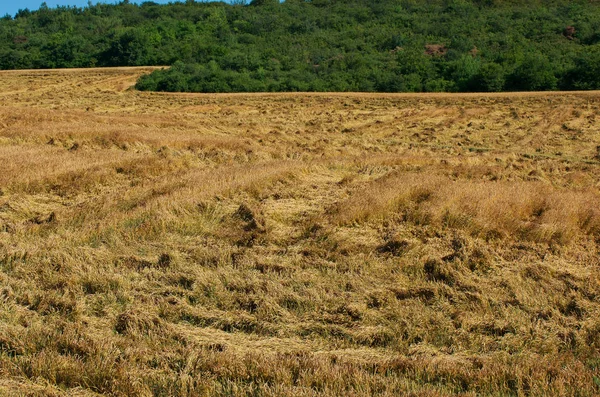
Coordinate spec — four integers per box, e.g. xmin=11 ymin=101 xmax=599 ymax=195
xmin=1 ymin=67 xmax=600 ymax=396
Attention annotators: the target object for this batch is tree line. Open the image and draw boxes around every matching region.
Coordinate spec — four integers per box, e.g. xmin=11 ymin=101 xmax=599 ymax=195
xmin=1 ymin=0 xmax=600 ymax=92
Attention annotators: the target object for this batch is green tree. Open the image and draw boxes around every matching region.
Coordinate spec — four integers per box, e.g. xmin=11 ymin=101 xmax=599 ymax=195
xmin=473 ymin=62 xmax=505 ymax=92
xmin=250 ymin=0 xmax=279 ymax=6
xmin=101 ymin=28 xmax=153 ymax=66
xmin=565 ymin=45 xmax=600 ymax=90
xmin=507 ymin=53 xmax=557 ymax=91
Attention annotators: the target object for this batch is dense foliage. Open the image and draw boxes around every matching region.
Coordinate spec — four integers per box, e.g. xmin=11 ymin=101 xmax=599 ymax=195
xmin=2 ymin=0 xmax=600 ymax=92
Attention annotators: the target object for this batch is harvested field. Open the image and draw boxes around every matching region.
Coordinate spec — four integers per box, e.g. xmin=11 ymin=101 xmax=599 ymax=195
xmin=1 ymin=67 xmax=600 ymax=396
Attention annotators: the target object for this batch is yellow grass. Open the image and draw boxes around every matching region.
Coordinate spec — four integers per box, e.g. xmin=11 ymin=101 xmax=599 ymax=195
xmin=1 ymin=67 xmax=600 ymax=396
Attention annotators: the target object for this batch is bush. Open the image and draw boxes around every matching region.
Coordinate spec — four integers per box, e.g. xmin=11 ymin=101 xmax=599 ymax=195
xmin=564 ymin=45 xmax=600 ymax=90
xmin=507 ymin=53 xmax=558 ymax=91
xmin=473 ymin=62 xmax=506 ymax=92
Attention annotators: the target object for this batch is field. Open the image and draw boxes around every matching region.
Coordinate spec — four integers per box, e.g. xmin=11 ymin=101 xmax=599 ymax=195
xmin=1 ymin=67 xmax=600 ymax=396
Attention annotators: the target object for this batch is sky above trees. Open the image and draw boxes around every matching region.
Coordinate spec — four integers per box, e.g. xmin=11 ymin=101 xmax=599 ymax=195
xmin=1 ymin=1 xmax=179 ymax=18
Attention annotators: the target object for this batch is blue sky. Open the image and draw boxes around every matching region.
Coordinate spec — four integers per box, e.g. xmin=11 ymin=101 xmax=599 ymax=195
xmin=0 ymin=1 xmax=192 ymax=18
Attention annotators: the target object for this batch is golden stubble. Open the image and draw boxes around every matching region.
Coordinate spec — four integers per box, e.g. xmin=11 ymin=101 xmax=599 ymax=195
xmin=1 ymin=68 xmax=600 ymax=396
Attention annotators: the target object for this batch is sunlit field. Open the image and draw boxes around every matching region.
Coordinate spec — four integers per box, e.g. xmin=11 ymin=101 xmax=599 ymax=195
xmin=1 ymin=67 xmax=600 ymax=396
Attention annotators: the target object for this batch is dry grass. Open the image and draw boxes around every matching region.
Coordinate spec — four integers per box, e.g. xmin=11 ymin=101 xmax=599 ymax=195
xmin=333 ymin=171 xmax=600 ymax=244
xmin=1 ymin=67 xmax=600 ymax=396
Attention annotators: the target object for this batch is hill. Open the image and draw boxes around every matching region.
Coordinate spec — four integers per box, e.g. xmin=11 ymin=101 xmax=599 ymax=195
xmin=1 ymin=0 xmax=600 ymax=92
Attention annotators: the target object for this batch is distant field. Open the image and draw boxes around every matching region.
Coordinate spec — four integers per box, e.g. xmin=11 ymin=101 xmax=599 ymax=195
xmin=1 ymin=68 xmax=600 ymax=396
